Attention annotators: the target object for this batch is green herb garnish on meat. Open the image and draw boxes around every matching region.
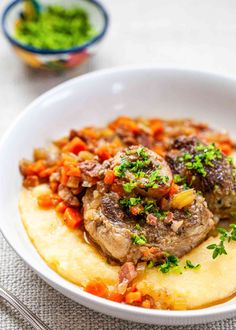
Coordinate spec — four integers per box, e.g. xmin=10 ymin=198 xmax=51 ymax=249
xmin=120 ymin=197 xmax=142 ymax=207
xmin=173 ymin=174 xmax=183 ymax=183
xmin=207 ymin=224 xmax=236 ymax=259
xmin=123 ymin=181 xmax=137 ymax=193
xmin=131 ymin=234 xmax=147 ymax=245
xmin=183 ymin=143 xmax=222 ymax=177
xmin=145 ymin=170 xmax=169 ymax=189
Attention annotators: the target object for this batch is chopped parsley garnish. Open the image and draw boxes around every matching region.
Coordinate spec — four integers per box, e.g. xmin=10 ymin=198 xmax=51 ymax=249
xmin=173 ymin=174 xmax=183 ymax=184
xmin=120 ymin=197 xmax=141 ymax=207
xmin=134 ymin=223 xmax=141 ymax=231
xmin=207 ymin=224 xmax=236 ymax=259
xmin=131 ymin=234 xmax=147 ymax=245
xmin=182 ymin=143 xmax=222 ymax=177
xmin=145 ymin=169 xmax=169 ymax=189
xmin=136 ymin=147 xmax=149 ymax=160
xmin=159 ymin=255 xmax=182 ymax=274
xmin=184 ymin=260 xmax=200 ymax=270
xmin=231 ymin=212 xmax=236 ymax=217
xmin=123 ymin=181 xmax=137 ymax=193
xmin=226 ymin=156 xmax=234 ymax=165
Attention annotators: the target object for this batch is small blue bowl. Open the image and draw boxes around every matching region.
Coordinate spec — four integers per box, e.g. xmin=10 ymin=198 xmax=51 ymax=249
xmin=2 ymin=0 xmax=109 ymax=70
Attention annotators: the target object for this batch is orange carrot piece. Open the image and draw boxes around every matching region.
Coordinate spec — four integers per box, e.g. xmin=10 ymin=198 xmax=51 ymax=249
xmin=60 ymin=168 xmax=68 ymax=185
xmin=96 ymin=145 xmax=111 ymax=161
xmin=107 ymin=292 xmax=123 ymax=303
xmin=64 ymin=207 xmax=82 ymax=229
xmin=50 ymin=181 xmax=59 ymax=193
xmin=150 ymin=119 xmax=164 ymax=138
xmin=218 ymin=142 xmax=232 ymax=155
xmin=56 ymin=201 xmax=67 ymax=214
xmin=37 ymin=194 xmax=53 ymax=208
xmin=109 ymin=116 xmax=140 ymax=134
xmin=64 ymin=137 xmax=87 ymax=154
xmin=39 ymin=166 xmax=58 ymax=178
xmin=125 ymin=291 xmax=142 ymax=304
xmin=85 ymin=281 xmax=108 ymax=298
xmin=104 ymin=170 xmax=115 ymax=185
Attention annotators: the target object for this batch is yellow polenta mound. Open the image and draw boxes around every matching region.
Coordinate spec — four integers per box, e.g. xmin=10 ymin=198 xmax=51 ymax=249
xmin=19 ymin=185 xmax=236 ymax=310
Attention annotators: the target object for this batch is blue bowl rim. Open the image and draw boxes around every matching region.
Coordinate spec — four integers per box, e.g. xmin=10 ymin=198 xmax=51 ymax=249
xmin=1 ymin=0 xmax=109 ymax=55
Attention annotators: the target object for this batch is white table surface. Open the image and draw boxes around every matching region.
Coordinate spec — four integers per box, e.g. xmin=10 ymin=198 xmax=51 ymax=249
xmin=1 ymin=0 xmax=236 ymax=329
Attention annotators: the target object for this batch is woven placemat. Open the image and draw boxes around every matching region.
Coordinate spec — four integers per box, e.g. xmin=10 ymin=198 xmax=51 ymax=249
xmin=0 ymin=232 xmax=235 ymax=330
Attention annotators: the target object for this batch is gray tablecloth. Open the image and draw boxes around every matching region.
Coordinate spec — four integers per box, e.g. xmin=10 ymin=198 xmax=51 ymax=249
xmin=0 ymin=232 xmax=235 ymax=330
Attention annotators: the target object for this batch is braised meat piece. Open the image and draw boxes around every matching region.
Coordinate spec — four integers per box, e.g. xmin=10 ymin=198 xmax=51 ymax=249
xmin=108 ymin=146 xmax=173 ymax=199
xmin=83 ymin=186 xmax=214 ymax=264
xmin=166 ymin=136 xmax=236 ymax=219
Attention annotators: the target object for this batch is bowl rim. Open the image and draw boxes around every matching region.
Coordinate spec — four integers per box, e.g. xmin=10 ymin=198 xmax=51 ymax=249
xmin=1 ymin=66 xmax=236 ymax=323
xmin=1 ymin=0 xmax=109 ymax=55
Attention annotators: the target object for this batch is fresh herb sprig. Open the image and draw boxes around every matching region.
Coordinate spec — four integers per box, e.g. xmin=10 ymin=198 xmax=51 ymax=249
xmin=207 ymin=224 xmax=236 ymax=259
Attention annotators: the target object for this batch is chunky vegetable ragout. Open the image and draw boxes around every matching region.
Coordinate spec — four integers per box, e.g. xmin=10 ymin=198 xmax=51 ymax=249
xmin=19 ymin=116 xmax=236 ymax=309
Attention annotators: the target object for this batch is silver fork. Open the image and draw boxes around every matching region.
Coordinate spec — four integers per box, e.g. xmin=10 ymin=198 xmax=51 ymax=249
xmin=0 ymin=284 xmax=51 ymax=330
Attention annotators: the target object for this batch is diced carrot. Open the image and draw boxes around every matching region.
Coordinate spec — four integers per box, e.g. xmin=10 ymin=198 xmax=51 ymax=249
xmin=85 ymin=281 xmax=108 ymax=298
xmin=27 ymin=160 xmax=45 ymax=176
xmin=66 ymin=167 xmax=81 ymax=177
xmin=39 ymin=166 xmax=58 ymax=178
xmin=125 ymin=291 xmax=142 ymax=304
xmin=109 ymin=116 xmax=140 ymax=134
xmin=53 ymin=137 xmax=69 ymax=148
xmin=64 ymin=207 xmax=83 ymax=229
xmin=104 ymin=170 xmax=115 ymax=185
xmin=56 ymin=201 xmax=67 ymax=214
xmin=37 ymin=194 xmax=53 ymax=208
xmin=79 ymin=127 xmax=98 ymax=140
xmin=150 ymin=119 xmax=164 ymax=138
xmin=218 ymin=142 xmax=232 ymax=155
xmin=142 ymin=299 xmax=151 ymax=308
xmin=152 ymin=145 xmax=165 ymax=157
xmin=50 ymin=181 xmax=59 ymax=193
xmin=169 ymin=183 xmax=179 ymax=196
xmin=60 ymin=168 xmax=68 ymax=185
xmin=107 ymin=292 xmax=123 ymax=303
xmin=96 ymin=145 xmax=111 ymax=161
xmin=63 ymin=137 xmax=87 ymax=154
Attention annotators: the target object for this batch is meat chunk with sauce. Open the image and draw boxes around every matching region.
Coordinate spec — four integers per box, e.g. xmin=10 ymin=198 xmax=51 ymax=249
xmin=83 ymin=183 xmax=214 ymax=264
xmin=109 ymin=146 xmax=173 ymax=199
xmin=166 ymin=136 xmax=236 ymax=219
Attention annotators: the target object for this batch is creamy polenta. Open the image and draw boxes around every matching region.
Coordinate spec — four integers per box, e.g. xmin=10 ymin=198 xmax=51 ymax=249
xmin=19 ymin=184 xmax=236 ymax=310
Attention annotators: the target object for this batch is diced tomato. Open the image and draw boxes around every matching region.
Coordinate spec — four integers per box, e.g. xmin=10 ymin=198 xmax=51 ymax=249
xmin=63 ymin=137 xmax=87 ymax=154
xmin=104 ymin=170 xmax=115 ymax=185
xmin=64 ymin=207 xmax=83 ymax=229
xmin=125 ymin=291 xmax=142 ymax=304
xmin=85 ymin=281 xmax=108 ymax=298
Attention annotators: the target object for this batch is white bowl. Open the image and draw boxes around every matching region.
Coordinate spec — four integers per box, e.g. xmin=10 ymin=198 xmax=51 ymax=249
xmin=1 ymin=67 xmax=236 ymax=325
